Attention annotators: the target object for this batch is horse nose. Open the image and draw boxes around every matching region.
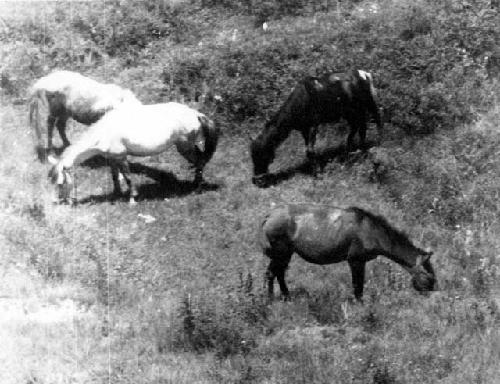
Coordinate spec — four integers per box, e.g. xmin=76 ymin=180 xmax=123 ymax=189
xmin=252 ymin=174 xmax=268 ymax=187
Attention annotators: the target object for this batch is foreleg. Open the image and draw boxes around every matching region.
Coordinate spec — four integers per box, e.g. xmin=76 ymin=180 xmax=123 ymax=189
xmin=301 ymin=127 xmax=318 ymax=176
xmin=117 ymin=159 xmax=138 ymax=204
xmin=357 ymin=112 xmax=368 ymax=152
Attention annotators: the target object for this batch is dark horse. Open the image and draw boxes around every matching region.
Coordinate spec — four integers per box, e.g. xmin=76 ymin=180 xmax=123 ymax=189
xmin=259 ymin=204 xmax=436 ymax=301
xmin=250 ymin=69 xmax=383 ymax=186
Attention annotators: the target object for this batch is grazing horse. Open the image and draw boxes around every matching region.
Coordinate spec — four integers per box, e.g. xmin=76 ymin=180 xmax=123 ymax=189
xmin=48 ymin=102 xmax=220 ymax=204
xmin=29 ymin=70 xmax=141 ymax=160
xmin=259 ymin=204 xmax=435 ymax=301
xmin=250 ymin=69 xmax=383 ymax=185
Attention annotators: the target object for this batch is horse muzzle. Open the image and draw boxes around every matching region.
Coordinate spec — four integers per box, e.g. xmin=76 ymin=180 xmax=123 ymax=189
xmin=412 ymin=272 xmax=436 ymax=292
xmin=252 ymin=174 xmax=270 ymax=188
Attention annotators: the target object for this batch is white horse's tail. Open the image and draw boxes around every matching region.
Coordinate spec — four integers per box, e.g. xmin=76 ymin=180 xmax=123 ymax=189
xmin=29 ymin=88 xmax=47 ymax=161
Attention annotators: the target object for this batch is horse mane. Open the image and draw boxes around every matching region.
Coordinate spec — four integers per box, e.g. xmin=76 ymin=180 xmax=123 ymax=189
xmin=257 ymin=80 xmax=312 ymax=148
xmin=348 ymin=207 xmax=417 ymax=250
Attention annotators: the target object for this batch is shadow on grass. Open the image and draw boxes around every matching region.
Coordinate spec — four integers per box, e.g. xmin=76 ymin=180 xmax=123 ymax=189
xmin=77 ymin=161 xmax=220 ymax=204
xmin=257 ymin=140 xmax=376 ymax=188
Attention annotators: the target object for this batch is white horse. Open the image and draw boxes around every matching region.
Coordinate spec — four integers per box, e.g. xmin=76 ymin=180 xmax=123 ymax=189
xmin=48 ymin=102 xmax=220 ymax=204
xmin=29 ymin=70 xmax=141 ymax=160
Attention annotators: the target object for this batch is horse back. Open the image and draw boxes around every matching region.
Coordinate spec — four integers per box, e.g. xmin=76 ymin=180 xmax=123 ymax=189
xmin=261 ymin=204 xmax=355 ymax=263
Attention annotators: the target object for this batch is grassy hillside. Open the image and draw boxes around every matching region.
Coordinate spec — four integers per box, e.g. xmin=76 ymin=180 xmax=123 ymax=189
xmin=1 ymin=0 xmax=500 ymax=383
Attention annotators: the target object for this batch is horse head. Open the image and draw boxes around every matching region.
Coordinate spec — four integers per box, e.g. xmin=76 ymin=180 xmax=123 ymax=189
xmin=411 ymin=250 xmax=436 ymax=292
xmin=249 ymin=136 xmax=274 ymax=186
xmin=47 ymin=155 xmax=73 ymax=203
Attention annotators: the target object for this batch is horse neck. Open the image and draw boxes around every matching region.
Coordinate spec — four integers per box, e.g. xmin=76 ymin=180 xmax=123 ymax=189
xmin=382 ymin=239 xmax=421 ymax=272
xmin=256 ymin=118 xmax=293 ymax=153
xmin=257 ymin=83 xmax=311 ymax=151
xmin=60 ymin=130 xmax=101 ymax=169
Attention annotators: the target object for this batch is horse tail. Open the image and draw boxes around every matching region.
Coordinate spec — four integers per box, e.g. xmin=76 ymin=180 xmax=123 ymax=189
xmin=258 ymin=212 xmax=273 ymax=251
xmin=197 ymin=115 xmax=220 ymax=163
xmin=29 ymin=88 xmax=47 ymax=161
xmin=359 ymin=70 xmax=383 ymax=145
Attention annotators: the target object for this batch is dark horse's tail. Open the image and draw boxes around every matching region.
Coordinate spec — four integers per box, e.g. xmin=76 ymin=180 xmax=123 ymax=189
xmin=258 ymin=212 xmax=273 ymax=251
xmin=355 ymin=69 xmax=383 ymax=144
xmin=197 ymin=115 xmax=221 ymax=165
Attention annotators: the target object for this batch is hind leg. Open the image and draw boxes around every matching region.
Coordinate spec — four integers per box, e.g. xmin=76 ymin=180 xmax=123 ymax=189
xmin=345 ymin=124 xmax=358 ymax=156
xmin=357 ymin=111 xmax=368 ymax=152
xmin=109 ymin=160 xmax=122 ymax=197
xmin=344 ymin=114 xmax=361 ymax=161
xmin=265 ymin=251 xmax=292 ymax=300
xmin=56 ymin=116 xmax=70 ymax=149
xmin=193 ymin=165 xmax=204 ymax=190
xmin=301 ymin=126 xmax=318 ymax=176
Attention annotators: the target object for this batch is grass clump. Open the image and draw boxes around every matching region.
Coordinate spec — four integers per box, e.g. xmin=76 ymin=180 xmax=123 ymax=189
xmin=174 ymin=275 xmax=269 ymax=357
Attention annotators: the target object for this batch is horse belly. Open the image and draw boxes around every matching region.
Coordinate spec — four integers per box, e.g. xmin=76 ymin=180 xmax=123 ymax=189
xmin=293 ymin=239 xmax=348 ymax=264
xmin=65 ymin=91 xmax=107 ymax=124
xmin=118 ymin=118 xmax=179 ymax=156
xmin=72 ymin=109 xmax=105 ymax=125
xmin=291 ymin=211 xmax=348 ymax=264
xmin=123 ymin=137 xmax=173 ymax=157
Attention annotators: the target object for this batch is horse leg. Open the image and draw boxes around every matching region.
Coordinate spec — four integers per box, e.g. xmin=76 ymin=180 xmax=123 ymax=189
xmin=56 ymin=116 xmax=70 ymax=149
xmin=357 ymin=111 xmax=368 ymax=152
xmin=347 ymin=241 xmax=366 ymax=301
xmin=265 ymin=263 xmax=276 ymax=298
xmin=345 ymin=118 xmax=359 ymax=160
xmin=266 ymin=253 xmax=292 ymax=300
xmin=276 ymin=264 xmax=290 ymax=300
xmin=117 ymin=160 xmax=138 ymax=203
xmin=193 ymin=166 xmax=204 ymax=189
xmin=47 ymin=115 xmax=56 ymax=154
xmin=109 ymin=161 xmax=122 ymax=197
xmin=301 ymin=127 xmax=318 ymax=176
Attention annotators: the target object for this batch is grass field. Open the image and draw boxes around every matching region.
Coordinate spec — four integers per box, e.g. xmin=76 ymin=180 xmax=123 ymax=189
xmin=1 ymin=1 xmax=500 ymax=383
